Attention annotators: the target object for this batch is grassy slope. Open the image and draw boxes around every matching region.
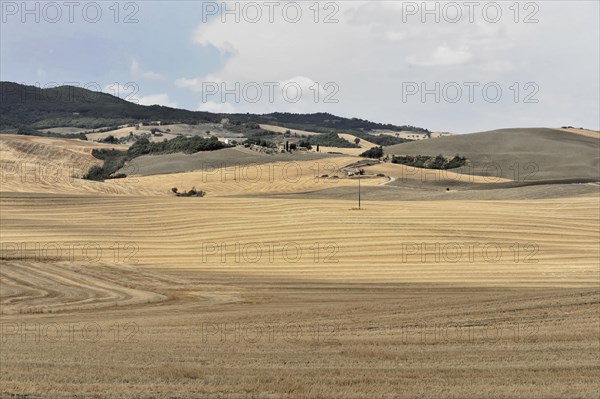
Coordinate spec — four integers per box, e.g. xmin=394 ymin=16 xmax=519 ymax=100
xmin=385 ymin=128 xmax=600 ymax=181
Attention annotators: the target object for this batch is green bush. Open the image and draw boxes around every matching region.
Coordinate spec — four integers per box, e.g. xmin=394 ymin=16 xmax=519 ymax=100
xmin=127 ymin=136 xmax=229 ymax=157
xmin=84 ymin=136 xmax=229 ymax=181
xmin=392 ymin=154 xmax=467 ymax=170
xmin=360 ymin=147 xmax=384 ymax=159
xmin=83 ymin=165 xmax=105 ymax=180
xmin=245 ymin=136 xmax=276 ymax=148
xmin=298 ymin=140 xmax=312 ymax=150
xmin=101 ymin=135 xmax=118 ymax=144
xmin=175 ymin=187 xmax=206 ymax=197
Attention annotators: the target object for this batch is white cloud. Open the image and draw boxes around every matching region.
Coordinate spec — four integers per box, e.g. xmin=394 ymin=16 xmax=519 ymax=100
xmin=186 ymin=75 xmax=329 ymax=114
xmin=173 ymin=1 xmax=599 ymax=131
xmin=104 ymin=83 xmax=176 ymax=107
xmin=480 ymin=60 xmax=515 ymax=73
xmin=198 ymin=101 xmax=235 ymax=113
xmin=131 ymin=59 xmax=163 ymax=80
xmin=175 ymin=76 xmax=218 ymax=92
xmin=138 ymin=94 xmax=177 ymax=108
xmin=407 ymin=45 xmax=473 ymax=67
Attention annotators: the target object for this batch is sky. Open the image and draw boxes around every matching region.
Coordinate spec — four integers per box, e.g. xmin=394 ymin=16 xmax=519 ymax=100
xmin=1 ymin=0 xmax=599 ymax=133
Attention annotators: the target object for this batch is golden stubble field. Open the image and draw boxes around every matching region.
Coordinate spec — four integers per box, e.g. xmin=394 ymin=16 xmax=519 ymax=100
xmin=0 ymin=134 xmax=599 ymax=398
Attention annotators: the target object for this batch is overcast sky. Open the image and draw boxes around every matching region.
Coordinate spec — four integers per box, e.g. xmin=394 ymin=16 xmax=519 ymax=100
xmin=1 ymin=1 xmax=598 ymax=132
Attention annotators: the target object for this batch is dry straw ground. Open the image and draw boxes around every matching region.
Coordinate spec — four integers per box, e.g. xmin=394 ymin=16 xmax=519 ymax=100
xmin=0 ymin=133 xmax=598 ymax=398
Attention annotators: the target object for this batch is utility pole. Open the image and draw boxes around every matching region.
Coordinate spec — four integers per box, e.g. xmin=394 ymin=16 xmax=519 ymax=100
xmin=358 ymin=174 xmax=361 ymax=210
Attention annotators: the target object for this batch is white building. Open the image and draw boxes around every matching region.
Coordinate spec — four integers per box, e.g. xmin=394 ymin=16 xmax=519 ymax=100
xmin=224 ymin=137 xmax=247 ymax=145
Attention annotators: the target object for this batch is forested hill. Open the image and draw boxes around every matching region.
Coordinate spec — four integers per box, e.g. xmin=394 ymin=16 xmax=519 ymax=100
xmin=0 ymin=81 xmax=428 ymax=134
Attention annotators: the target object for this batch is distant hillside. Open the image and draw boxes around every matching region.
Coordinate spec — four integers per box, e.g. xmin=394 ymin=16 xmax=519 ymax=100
xmin=228 ymin=112 xmax=429 ymax=134
xmin=0 ymin=82 xmax=427 ymax=134
xmin=385 ymin=128 xmax=600 ymax=181
xmin=0 ymin=82 xmax=217 ymax=130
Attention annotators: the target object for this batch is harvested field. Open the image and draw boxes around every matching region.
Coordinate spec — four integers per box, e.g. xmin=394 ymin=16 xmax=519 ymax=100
xmin=1 ymin=128 xmax=599 ymax=398
xmin=1 ymin=192 xmax=599 ymax=398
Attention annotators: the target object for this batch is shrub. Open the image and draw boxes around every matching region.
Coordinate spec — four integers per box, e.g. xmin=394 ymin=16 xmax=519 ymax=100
xmin=175 ymin=187 xmax=206 ymax=197
xmin=83 ymin=165 xmax=104 ymax=180
xmin=246 ymin=136 xmax=275 ymax=148
xmin=101 ymin=135 xmax=118 ymax=144
xmin=430 ymin=155 xmax=447 ymax=169
xmin=298 ymin=140 xmax=313 ymax=150
xmin=128 ymin=136 xmax=229 ymax=157
xmin=351 ymin=132 xmax=411 ymax=146
xmin=84 ymin=137 xmax=228 ymax=181
xmin=391 ymin=154 xmax=467 ymax=170
xmin=446 ymin=155 xmax=467 ymax=169
xmin=359 ymin=147 xmax=384 ymax=159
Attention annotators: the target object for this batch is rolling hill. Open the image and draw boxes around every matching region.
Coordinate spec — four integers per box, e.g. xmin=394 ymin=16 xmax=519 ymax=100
xmin=0 ymin=82 xmax=427 ymax=134
xmin=384 ymin=128 xmax=600 ymax=181
xmin=1 ymin=87 xmax=599 ymax=399
xmin=0 ymin=82 xmax=219 ymax=130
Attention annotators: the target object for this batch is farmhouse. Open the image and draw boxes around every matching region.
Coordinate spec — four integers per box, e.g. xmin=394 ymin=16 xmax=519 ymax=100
xmin=223 ymin=137 xmax=247 ymax=145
